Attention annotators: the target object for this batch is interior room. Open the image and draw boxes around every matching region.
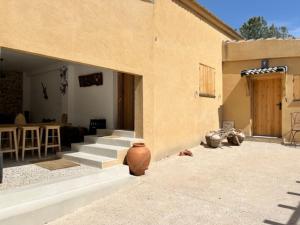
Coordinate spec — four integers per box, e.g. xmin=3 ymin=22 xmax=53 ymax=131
xmin=0 ymin=47 xmax=138 ymax=162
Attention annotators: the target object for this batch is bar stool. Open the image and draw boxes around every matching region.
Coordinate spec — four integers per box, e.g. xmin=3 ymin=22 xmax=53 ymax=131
xmin=0 ymin=127 xmax=18 ymax=161
xmin=41 ymin=125 xmax=61 ymax=157
xmin=18 ymin=126 xmax=41 ymax=161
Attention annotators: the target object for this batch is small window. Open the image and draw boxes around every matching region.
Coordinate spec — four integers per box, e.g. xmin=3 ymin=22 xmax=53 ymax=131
xmin=293 ymin=75 xmax=300 ymax=101
xmin=199 ymin=63 xmax=216 ymax=98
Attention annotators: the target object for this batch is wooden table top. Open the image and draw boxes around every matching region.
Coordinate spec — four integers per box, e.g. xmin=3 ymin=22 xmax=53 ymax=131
xmin=0 ymin=123 xmax=71 ymax=128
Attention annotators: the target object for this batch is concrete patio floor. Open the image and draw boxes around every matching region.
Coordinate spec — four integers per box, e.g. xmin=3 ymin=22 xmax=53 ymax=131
xmin=49 ymin=141 xmax=300 ymax=225
xmin=0 ymin=151 xmax=100 ymax=191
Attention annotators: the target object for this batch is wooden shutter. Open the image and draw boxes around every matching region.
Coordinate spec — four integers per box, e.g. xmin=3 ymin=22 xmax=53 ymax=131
xmin=293 ymin=75 xmax=300 ymax=101
xmin=199 ymin=63 xmax=215 ymax=97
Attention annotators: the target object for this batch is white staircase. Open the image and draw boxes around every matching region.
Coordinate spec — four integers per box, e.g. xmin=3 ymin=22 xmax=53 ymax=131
xmin=0 ymin=165 xmax=136 ymax=225
xmin=62 ymin=130 xmax=144 ymax=168
xmin=0 ymin=130 xmax=143 ymax=225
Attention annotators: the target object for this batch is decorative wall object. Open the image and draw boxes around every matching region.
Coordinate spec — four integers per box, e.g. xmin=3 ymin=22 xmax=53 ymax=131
xmin=78 ymin=73 xmax=103 ymax=87
xmin=60 ymin=66 xmax=68 ymax=95
xmin=261 ymin=59 xmax=269 ymax=69
xmin=41 ymin=82 xmax=48 ymax=100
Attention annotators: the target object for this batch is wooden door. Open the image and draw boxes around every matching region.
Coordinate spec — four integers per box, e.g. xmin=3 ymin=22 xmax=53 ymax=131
xmin=253 ymin=76 xmax=282 ymax=137
xmin=117 ymin=73 xmax=135 ymax=131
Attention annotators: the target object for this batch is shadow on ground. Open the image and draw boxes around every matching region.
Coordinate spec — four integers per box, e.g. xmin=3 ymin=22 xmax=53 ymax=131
xmin=201 ymin=141 xmax=235 ymax=149
xmin=264 ymin=181 xmax=300 ymax=225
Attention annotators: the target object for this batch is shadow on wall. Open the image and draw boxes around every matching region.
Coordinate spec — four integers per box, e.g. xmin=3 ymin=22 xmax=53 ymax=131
xmin=222 ymin=78 xmax=251 ymax=134
xmin=282 ymin=130 xmax=292 ymax=142
xmin=264 ymin=181 xmax=300 ymax=225
xmin=218 ymin=105 xmax=223 ymax=128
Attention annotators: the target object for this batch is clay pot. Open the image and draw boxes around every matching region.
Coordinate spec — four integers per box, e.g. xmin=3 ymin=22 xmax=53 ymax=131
xmin=227 ymin=130 xmax=245 ymax=146
xmin=205 ymin=132 xmax=222 ymax=148
xmin=126 ymin=143 xmax=151 ymax=176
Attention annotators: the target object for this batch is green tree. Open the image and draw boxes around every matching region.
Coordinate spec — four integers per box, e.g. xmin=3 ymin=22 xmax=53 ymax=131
xmin=239 ymin=16 xmax=294 ymax=40
xmin=268 ymin=24 xmax=280 ymax=38
xmin=278 ymin=26 xmax=290 ymax=39
xmin=240 ymin=17 xmax=269 ymax=39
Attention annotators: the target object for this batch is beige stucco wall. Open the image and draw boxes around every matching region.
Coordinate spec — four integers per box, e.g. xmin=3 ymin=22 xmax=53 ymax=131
xmin=151 ymin=0 xmax=232 ymax=159
xmin=223 ymin=39 xmax=300 ymax=62
xmin=223 ymin=40 xmax=300 ymax=141
xmin=0 ymin=0 xmax=155 ymax=75
xmin=0 ymin=0 xmax=157 ymax=158
xmin=0 ymin=0 xmax=236 ymax=160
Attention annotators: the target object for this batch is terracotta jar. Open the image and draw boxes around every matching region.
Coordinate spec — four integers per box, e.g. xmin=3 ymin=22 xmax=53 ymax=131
xmin=126 ymin=143 xmax=151 ymax=176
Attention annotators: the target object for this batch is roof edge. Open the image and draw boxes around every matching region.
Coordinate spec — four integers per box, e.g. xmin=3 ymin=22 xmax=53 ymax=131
xmin=241 ymin=66 xmax=288 ymax=77
xmin=223 ymin=39 xmax=300 ymax=62
xmin=178 ymin=0 xmax=242 ymax=40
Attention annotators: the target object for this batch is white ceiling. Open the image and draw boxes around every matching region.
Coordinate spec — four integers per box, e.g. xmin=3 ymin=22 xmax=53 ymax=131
xmin=0 ymin=48 xmax=64 ymax=73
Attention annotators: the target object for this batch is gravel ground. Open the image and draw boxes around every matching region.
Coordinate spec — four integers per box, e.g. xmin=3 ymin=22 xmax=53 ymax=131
xmin=49 ymin=141 xmax=300 ymax=225
xmin=0 ymin=158 xmax=100 ymax=191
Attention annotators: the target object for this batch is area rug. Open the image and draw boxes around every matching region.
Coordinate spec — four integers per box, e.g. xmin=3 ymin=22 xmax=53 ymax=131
xmin=34 ymin=158 xmax=79 ymax=170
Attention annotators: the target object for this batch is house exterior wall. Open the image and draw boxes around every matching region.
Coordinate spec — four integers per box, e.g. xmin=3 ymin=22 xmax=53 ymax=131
xmin=223 ymin=39 xmax=300 ymax=62
xmin=0 ymin=0 xmax=239 ymax=160
xmin=151 ymin=0 xmax=233 ymax=159
xmin=0 ymin=0 xmax=157 ymax=157
xmin=223 ymin=40 xmax=300 ymax=141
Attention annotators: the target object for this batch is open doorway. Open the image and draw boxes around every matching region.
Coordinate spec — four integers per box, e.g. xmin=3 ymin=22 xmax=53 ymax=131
xmin=117 ymin=73 xmax=135 ymax=131
xmin=0 ymin=47 xmax=143 ymax=140
xmin=0 ymin=47 xmax=123 ymax=151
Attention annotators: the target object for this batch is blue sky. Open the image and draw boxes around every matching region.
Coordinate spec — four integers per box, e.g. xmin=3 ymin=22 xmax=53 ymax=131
xmin=197 ymin=0 xmax=300 ymax=37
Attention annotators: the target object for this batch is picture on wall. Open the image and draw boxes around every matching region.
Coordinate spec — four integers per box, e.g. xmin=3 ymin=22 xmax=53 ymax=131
xmin=78 ymin=73 xmax=103 ymax=87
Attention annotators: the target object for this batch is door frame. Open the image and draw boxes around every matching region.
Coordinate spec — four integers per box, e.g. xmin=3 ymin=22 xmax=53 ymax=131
xmin=250 ymin=73 xmax=283 ymax=137
xmin=116 ymin=72 xmax=143 ymax=138
xmin=117 ymin=73 xmax=135 ymax=131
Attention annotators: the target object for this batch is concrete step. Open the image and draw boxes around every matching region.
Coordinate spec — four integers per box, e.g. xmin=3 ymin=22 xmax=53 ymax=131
xmin=245 ymin=136 xmax=282 ymax=144
xmin=63 ymin=152 xmax=119 ymax=168
xmin=68 ymin=130 xmax=143 ymax=168
xmin=96 ymin=129 xmax=136 ymax=138
xmin=71 ymin=143 xmax=128 ymax=161
xmin=96 ymin=129 xmax=115 ymax=137
xmin=0 ymin=165 xmax=135 ymax=225
xmin=84 ymin=135 xmax=144 ymax=147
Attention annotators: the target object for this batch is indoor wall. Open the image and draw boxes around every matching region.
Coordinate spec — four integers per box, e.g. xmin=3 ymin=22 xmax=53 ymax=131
xmin=0 ymin=71 xmax=23 ymax=122
xmin=23 ymin=62 xmax=118 ymax=129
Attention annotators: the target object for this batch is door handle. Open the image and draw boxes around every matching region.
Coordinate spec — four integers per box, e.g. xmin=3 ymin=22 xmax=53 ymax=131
xmin=276 ymin=102 xmax=282 ymax=110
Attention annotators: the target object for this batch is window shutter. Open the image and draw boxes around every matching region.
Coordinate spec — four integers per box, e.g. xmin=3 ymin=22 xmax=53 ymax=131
xmin=199 ymin=63 xmax=215 ymax=98
xmin=293 ymin=75 xmax=300 ymax=101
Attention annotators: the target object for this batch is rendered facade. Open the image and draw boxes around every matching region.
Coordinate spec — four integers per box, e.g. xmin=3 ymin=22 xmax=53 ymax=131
xmin=1 ymin=0 xmax=299 ymax=161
